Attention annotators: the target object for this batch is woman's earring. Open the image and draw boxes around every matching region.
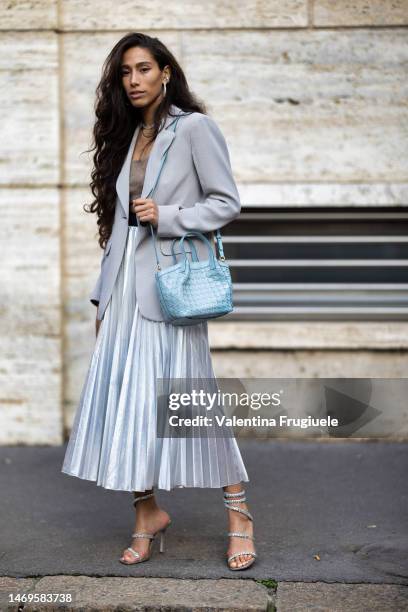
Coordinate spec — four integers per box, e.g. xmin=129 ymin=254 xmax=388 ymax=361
xmin=162 ymin=79 xmax=167 ymax=97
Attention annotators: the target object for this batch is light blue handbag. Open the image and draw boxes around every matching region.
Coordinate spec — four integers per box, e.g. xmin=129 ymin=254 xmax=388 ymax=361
xmin=152 ymin=229 xmax=233 ymax=325
xmin=145 ymin=115 xmax=234 ymax=326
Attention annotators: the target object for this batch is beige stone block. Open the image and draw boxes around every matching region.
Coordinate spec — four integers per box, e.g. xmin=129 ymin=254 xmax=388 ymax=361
xmin=0 ymin=336 xmax=63 ymax=444
xmin=0 ymin=576 xmax=37 ymax=606
xmin=62 ymin=32 xmax=180 ymax=186
xmin=237 ymin=182 xmax=408 ymax=206
xmin=61 ymin=0 xmax=307 ymax=30
xmin=277 ymin=582 xmax=408 ymax=611
xmin=212 ymin=349 xmax=408 ymax=378
xmin=0 ymin=188 xmax=60 ymax=333
xmin=229 ymin=103 xmax=407 ymax=182
xmin=182 ymin=29 xmax=408 ymax=182
xmin=0 ymin=188 xmax=62 ymax=444
xmin=208 ymin=322 xmax=408 ymax=350
xmin=0 ymin=32 xmax=59 ymax=185
xmin=314 ymin=1 xmax=408 ymax=27
xmin=0 ymin=0 xmax=57 ymax=29
xmin=63 ymin=187 xmax=104 ymax=426
xmin=32 ymin=576 xmax=269 ymax=611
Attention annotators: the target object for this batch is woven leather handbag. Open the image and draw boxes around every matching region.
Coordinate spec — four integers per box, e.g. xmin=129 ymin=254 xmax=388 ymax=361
xmin=152 ymin=229 xmax=233 ymax=325
xmin=145 ymin=115 xmax=234 ymax=326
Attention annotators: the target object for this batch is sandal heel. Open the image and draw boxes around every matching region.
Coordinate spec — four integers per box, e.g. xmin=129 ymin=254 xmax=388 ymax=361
xmin=159 ymin=528 xmax=166 ymax=553
xmin=159 ymin=520 xmax=171 ymax=553
xmin=119 ymin=493 xmax=171 ymax=565
xmin=224 ymin=489 xmax=257 ymax=571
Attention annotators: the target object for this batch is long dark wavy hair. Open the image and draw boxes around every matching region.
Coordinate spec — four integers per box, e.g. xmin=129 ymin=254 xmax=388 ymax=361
xmin=83 ymin=32 xmax=207 ymax=249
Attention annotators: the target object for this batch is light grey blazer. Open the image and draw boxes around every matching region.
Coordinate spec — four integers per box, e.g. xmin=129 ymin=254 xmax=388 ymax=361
xmin=89 ymin=103 xmax=241 ymax=322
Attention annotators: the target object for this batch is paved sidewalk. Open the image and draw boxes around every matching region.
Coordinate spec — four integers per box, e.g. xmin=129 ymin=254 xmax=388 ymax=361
xmin=0 ymin=439 xmax=407 ymax=610
xmin=1 ymin=576 xmax=408 ymax=611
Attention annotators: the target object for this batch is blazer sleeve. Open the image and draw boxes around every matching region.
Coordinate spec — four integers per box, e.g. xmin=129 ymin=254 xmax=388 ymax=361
xmin=89 ymin=269 xmax=102 ymax=307
xmin=89 ymin=234 xmax=113 ymax=307
xmin=156 ymin=114 xmax=241 ymax=237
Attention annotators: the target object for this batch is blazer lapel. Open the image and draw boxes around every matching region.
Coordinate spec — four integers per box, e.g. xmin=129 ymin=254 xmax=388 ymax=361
xmin=115 ymin=104 xmax=185 ymax=220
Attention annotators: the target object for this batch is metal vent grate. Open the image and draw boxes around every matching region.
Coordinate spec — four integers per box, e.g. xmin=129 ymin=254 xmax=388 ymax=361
xmin=219 ymin=207 xmax=408 ymax=321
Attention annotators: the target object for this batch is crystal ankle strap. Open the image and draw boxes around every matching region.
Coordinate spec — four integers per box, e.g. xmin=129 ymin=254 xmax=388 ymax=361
xmin=223 ymin=489 xmax=253 ymax=521
xmin=224 ymin=490 xmax=246 ymax=503
xmin=224 ymin=501 xmax=253 ymax=521
xmin=133 ymin=492 xmax=154 ymax=507
xmin=223 ymin=489 xmax=246 ymax=498
xmin=228 ymin=531 xmax=255 ymax=540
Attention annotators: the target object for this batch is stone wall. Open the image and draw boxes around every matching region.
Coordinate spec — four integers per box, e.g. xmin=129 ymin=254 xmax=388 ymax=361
xmin=0 ymin=1 xmax=407 ymax=443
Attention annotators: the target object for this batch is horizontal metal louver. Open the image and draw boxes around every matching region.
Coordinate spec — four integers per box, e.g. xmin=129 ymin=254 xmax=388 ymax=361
xmin=218 ymin=207 xmax=408 ymax=321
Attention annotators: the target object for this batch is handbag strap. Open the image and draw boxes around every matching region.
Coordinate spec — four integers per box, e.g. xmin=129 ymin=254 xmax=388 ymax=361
xmin=170 ymin=236 xmax=199 ymax=264
xmin=179 ymin=230 xmax=217 ymax=269
xmin=145 ymin=114 xmax=225 ymax=269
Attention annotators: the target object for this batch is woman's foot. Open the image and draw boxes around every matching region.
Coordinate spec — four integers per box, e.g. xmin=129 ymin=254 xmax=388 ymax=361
xmin=120 ymin=492 xmax=171 ymax=564
xmin=224 ymin=487 xmax=256 ymax=570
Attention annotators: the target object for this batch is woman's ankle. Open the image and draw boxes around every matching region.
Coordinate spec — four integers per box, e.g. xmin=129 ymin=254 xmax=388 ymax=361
xmin=133 ymin=489 xmax=154 ymax=498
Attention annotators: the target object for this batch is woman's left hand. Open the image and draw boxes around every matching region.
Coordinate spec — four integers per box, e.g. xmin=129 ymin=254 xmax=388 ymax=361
xmin=131 ymin=198 xmax=159 ymax=227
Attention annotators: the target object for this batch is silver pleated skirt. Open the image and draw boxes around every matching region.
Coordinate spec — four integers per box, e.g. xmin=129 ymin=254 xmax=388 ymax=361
xmin=61 ymin=225 xmax=249 ymax=492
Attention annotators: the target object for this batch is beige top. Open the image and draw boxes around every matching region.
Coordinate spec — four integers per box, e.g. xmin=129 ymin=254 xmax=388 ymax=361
xmin=129 ymin=156 xmax=149 ymax=226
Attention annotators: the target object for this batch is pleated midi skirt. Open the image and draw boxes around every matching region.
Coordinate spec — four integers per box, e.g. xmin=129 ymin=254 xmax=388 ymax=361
xmin=61 ymin=224 xmax=249 ymax=492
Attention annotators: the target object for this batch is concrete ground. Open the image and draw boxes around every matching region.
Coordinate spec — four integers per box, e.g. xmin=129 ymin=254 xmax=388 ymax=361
xmin=0 ymin=439 xmax=407 ymax=611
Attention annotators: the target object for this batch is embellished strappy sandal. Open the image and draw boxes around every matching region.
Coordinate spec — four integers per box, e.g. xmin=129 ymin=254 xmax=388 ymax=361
xmin=119 ymin=492 xmax=172 ymax=565
xmin=224 ymin=489 xmax=257 ymax=570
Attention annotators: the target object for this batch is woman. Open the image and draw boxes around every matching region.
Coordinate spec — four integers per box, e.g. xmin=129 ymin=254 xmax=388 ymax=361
xmin=61 ymin=32 xmax=257 ymax=571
